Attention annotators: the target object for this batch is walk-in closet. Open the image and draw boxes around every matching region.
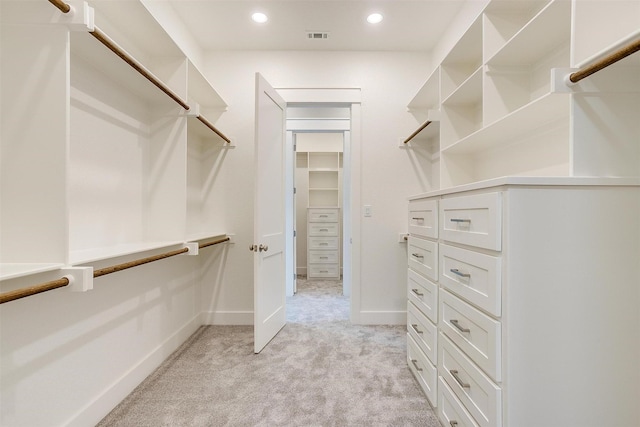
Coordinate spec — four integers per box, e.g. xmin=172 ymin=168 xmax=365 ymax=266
xmin=1 ymin=0 xmax=638 ymax=426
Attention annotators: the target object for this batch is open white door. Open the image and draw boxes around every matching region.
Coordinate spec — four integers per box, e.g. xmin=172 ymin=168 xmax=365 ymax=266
xmin=253 ymin=73 xmax=287 ymax=353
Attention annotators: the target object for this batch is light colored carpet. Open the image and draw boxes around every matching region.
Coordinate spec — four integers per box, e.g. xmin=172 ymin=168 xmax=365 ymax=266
xmin=97 ymin=278 xmax=439 ymax=426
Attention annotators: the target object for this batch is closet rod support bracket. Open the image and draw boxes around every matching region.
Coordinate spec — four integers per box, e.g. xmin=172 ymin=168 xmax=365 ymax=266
xmin=184 ymin=242 xmax=199 ymax=256
xmin=52 ymin=1 xmax=94 ymax=32
xmin=61 ymin=266 xmax=93 ymax=292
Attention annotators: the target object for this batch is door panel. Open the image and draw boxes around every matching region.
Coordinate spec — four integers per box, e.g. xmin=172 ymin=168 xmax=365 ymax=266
xmin=254 ymin=73 xmax=287 ymax=353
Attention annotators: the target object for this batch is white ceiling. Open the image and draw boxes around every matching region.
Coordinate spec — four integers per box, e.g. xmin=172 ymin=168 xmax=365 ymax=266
xmin=166 ymin=0 xmax=467 ymax=52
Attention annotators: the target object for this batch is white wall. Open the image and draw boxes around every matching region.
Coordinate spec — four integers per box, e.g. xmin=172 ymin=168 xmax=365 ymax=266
xmin=203 ymin=50 xmax=433 ymax=323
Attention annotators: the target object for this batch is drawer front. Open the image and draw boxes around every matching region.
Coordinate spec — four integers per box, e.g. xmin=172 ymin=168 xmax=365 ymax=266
xmin=439 ymin=335 xmax=501 ymax=427
xmin=408 ymin=236 xmax=438 ymax=281
xmin=440 ymin=244 xmax=502 ymax=317
xmin=440 ymin=290 xmax=501 ymax=382
xmin=308 ymin=222 xmax=338 ymax=237
xmin=409 ymin=199 xmax=438 ymax=239
xmin=407 ymin=333 xmax=437 ymax=407
xmin=440 ymin=192 xmax=502 ymax=251
xmin=308 ymin=264 xmax=339 ymax=278
xmin=308 ymin=250 xmax=338 ymax=264
xmin=408 ymin=301 xmax=437 ymax=365
xmin=308 ymin=208 xmax=339 ymax=222
xmin=437 ymin=377 xmax=480 ymax=427
xmin=308 ymin=237 xmax=339 ymax=250
xmin=407 ymin=269 xmax=438 ymax=323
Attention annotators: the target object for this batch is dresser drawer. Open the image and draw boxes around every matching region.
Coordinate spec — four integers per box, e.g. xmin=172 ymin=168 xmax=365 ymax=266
xmin=440 ymin=290 xmax=501 ymax=382
xmin=308 ymin=264 xmax=339 ymax=278
xmin=438 ymin=377 xmax=480 ymax=427
xmin=408 ymin=301 xmax=437 ymax=365
xmin=440 ymin=192 xmax=502 ymax=251
xmin=308 ymin=222 xmax=338 ymax=237
xmin=308 ymin=237 xmax=338 ymax=250
xmin=308 ymin=208 xmax=339 ymax=222
xmin=407 ymin=333 xmax=437 ymax=407
xmin=440 ymin=244 xmax=502 ymax=317
xmin=308 ymin=250 xmax=338 ymax=264
xmin=408 ymin=198 xmax=438 ymax=239
xmin=407 ymin=269 xmax=438 ymax=323
xmin=408 ymin=236 xmax=438 ymax=281
xmin=439 ymin=335 xmax=501 ymax=427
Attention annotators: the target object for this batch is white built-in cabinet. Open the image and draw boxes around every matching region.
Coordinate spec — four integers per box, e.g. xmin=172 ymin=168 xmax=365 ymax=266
xmin=405 ymin=1 xmax=640 ymax=426
xmin=407 ymin=179 xmax=640 ymax=427
xmin=299 ymin=152 xmax=342 ymax=279
xmin=1 ymin=0 xmax=230 ymax=282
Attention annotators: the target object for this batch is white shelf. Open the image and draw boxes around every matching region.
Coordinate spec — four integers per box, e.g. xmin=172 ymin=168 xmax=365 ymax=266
xmin=444 ymin=92 xmax=569 ymax=155
xmin=185 ymin=232 xmax=228 ymax=242
xmin=69 ymin=241 xmax=184 ymax=265
xmin=187 ymin=60 xmax=227 ymax=109
xmin=70 ymin=31 xmax=179 ymax=109
xmin=0 ymin=263 xmax=66 ymax=281
xmin=486 ymin=0 xmax=571 ymax=67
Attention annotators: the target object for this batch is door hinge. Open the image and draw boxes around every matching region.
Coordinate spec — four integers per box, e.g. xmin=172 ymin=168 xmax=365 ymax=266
xmin=293 ymin=187 xmax=297 ymax=194
xmin=293 ymin=230 xmax=296 ymax=237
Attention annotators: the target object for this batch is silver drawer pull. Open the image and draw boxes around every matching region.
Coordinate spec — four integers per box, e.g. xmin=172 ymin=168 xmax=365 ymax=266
xmin=450 ymin=369 xmax=470 ymax=388
xmin=319 ymin=215 xmax=328 ymax=218
xmin=411 ymin=359 xmax=423 ymax=372
xmin=320 ymin=270 xmax=328 ymax=273
xmin=411 ymin=288 xmax=424 ymax=297
xmin=412 ymin=217 xmax=424 ymax=221
xmin=450 ymin=218 xmax=471 ymax=223
xmin=450 ymin=319 xmax=470 ymax=333
xmin=412 ymin=253 xmax=424 ymax=259
xmin=319 ymin=243 xmax=329 ymax=246
xmin=411 ymin=324 xmax=423 ymax=334
xmin=320 ymin=256 xmax=329 ymax=260
xmin=319 ymin=228 xmax=329 ymax=232
xmin=450 ymin=268 xmax=471 ymax=278
xmin=450 ymin=422 xmax=458 ymax=427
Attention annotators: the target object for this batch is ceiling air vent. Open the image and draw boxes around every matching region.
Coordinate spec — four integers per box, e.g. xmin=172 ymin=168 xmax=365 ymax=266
xmin=306 ymin=31 xmax=329 ymax=40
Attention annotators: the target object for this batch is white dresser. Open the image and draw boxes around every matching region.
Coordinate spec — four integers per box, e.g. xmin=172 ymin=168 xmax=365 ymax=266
xmin=307 ymin=207 xmax=340 ymax=279
xmin=407 ymin=177 xmax=640 ymax=427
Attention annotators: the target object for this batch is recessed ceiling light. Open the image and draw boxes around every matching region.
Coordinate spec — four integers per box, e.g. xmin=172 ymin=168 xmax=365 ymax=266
xmin=367 ymin=13 xmax=383 ymax=24
xmin=251 ymin=12 xmax=268 ymax=23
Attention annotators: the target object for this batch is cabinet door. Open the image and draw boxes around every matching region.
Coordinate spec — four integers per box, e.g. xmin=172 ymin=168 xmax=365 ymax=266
xmin=409 ymin=199 xmax=438 ymax=239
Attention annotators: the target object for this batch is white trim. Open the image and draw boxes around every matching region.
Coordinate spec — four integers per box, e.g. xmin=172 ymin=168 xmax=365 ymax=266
xmin=286 ymin=119 xmax=351 ymax=131
xmin=201 ymin=311 xmax=254 ymax=325
xmin=66 ymin=314 xmax=201 ymax=427
xmin=358 ymin=311 xmax=406 ymax=325
xmin=277 ymin=88 xmax=362 ymax=104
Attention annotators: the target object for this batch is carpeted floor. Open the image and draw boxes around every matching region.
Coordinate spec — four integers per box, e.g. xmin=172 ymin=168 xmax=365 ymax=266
xmin=97 ymin=278 xmax=439 ymax=426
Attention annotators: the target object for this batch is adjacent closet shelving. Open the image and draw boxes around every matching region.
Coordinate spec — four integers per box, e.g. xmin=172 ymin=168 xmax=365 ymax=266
xmin=404 ymin=0 xmax=639 ymax=190
xmin=0 ymin=0 xmax=231 ymax=282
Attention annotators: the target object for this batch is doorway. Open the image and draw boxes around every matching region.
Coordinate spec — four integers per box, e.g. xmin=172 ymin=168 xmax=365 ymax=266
xmin=284 ymin=104 xmax=352 ymax=310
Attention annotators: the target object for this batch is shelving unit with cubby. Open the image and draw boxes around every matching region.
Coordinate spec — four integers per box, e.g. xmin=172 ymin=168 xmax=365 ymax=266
xmin=404 ymin=0 xmax=640 ymax=190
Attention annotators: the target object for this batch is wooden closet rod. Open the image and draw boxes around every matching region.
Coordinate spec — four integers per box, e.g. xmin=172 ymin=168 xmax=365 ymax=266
xmin=89 ymin=26 xmax=191 ymax=111
xmin=199 ymin=236 xmax=231 ymax=249
xmin=93 ymin=247 xmax=190 ymax=278
xmin=197 ymin=115 xmax=232 ymax=143
xmin=48 ymin=0 xmax=71 ymax=14
xmin=404 ymin=121 xmax=432 ymax=144
xmin=0 ymin=277 xmax=70 ymax=305
xmin=569 ymin=38 xmax=640 ymax=83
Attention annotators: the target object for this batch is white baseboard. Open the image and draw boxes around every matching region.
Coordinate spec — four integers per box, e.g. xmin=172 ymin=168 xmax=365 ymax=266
xmin=201 ymin=310 xmax=253 ymax=325
xmin=66 ymin=314 xmax=202 ymax=427
xmin=357 ymin=310 xmax=406 ymax=325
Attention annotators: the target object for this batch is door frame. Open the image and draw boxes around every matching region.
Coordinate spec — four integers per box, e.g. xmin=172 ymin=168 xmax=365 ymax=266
xmin=278 ymin=88 xmax=362 ymax=323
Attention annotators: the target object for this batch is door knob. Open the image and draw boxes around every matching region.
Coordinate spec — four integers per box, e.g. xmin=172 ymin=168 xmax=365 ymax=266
xmin=259 ymin=244 xmax=269 ymax=252
xmin=249 ymin=244 xmax=258 ymax=252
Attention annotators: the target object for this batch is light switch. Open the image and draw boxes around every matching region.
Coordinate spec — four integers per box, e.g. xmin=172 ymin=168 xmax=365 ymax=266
xmin=364 ymin=205 xmax=372 ymax=217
